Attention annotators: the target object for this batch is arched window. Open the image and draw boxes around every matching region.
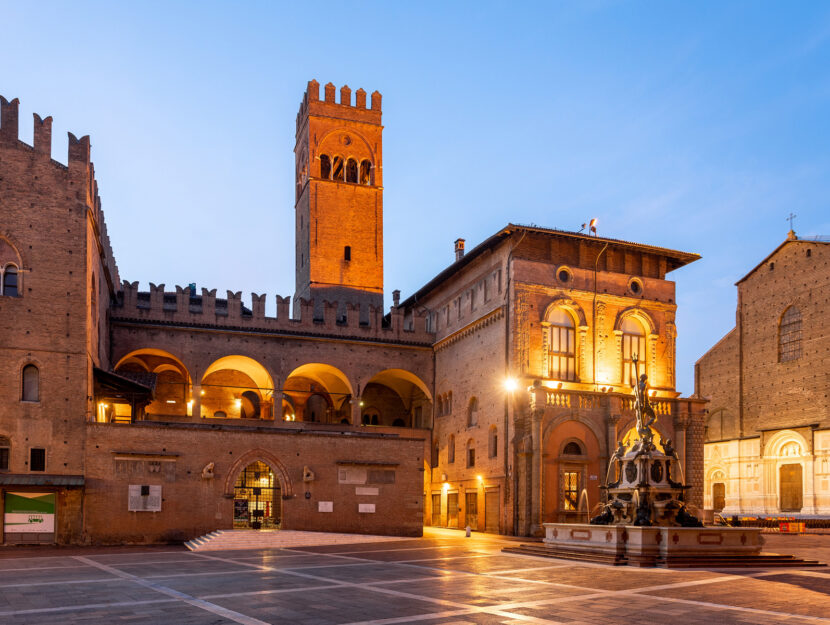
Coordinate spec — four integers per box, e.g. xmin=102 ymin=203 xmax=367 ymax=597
xmin=467 ymin=396 xmax=478 ymax=427
xmin=437 ymin=395 xmax=444 ymax=417
xmin=779 ymin=306 xmax=802 ymax=362
xmin=488 ymin=425 xmax=498 ymax=458
xmin=320 ymin=154 xmax=331 ymax=179
xmin=22 ymin=364 xmax=39 ymax=402
xmin=432 ymin=440 xmax=439 ymax=467
xmin=447 ymin=391 xmax=453 ymax=414
xmin=548 ymin=308 xmax=576 ymax=381
xmin=0 ymin=436 xmax=9 ymax=471
xmin=3 ymin=264 xmax=18 ymax=297
xmin=331 ymin=156 xmax=344 ymax=181
xmin=360 ymin=160 xmax=372 ymax=185
xmin=346 ymin=158 xmax=358 ymax=183
xmin=563 ymin=441 xmax=583 ymax=455
xmin=466 ymin=439 xmax=476 ymax=468
xmin=621 ymin=317 xmax=646 ymax=386
xmin=448 ymin=434 xmax=455 ymax=464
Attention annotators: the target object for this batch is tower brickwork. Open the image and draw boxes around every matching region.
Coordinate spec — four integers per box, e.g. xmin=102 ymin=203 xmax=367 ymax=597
xmin=294 ymin=80 xmax=384 ymax=315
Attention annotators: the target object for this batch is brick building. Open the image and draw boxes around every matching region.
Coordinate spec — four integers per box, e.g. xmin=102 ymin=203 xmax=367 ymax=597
xmin=0 ymin=82 xmax=705 ymax=544
xmin=697 ymin=232 xmax=830 ymax=518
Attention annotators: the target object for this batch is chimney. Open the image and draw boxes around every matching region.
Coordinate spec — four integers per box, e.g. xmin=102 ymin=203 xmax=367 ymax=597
xmin=454 ymin=238 xmax=465 ymax=262
xmin=392 ymin=289 xmax=401 ymax=308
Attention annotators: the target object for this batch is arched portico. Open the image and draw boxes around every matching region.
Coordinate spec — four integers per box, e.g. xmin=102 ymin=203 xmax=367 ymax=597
xmin=201 ymin=355 xmax=275 ymax=420
xmin=360 ymin=369 xmax=432 ymax=428
xmin=284 ymin=363 xmax=353 ymax=423
xmin=114 ymin=349 xmax=191 ymax=418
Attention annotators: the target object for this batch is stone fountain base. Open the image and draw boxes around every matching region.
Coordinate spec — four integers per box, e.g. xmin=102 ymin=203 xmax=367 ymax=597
xmin=502 ymin=523 xmax=824 ymax=568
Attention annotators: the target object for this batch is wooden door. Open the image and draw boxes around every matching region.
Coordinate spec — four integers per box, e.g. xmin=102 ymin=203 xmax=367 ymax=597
xmin=431 ymin=493 xmax=441 ymax=526
xmin=484 ymin=488 xmax=499 ymax=533
xmin=447 ymin=492 xmax=459 ymax=528
xmin=465 ymin=491 xmax=478 ymax=530
xmin=779 ymin=464 xmax=803 ymax=511
xmin=712 ymin=483 xmax=725 ymax=512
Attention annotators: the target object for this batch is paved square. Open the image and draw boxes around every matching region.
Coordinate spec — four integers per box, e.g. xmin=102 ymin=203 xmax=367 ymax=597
xmin=0 ymin=529 xmax=828 ymax=624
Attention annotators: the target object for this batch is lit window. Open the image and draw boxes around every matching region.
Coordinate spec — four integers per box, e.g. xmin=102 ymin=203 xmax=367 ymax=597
xmin=779 ymin=306 xmax=802 ymax=362
xmin=563 ymin=471 xmax=580 ymax=510
xmin=548 ymin=309 xmax=576 ymax=381
xmin=621 ymin=317 xmax=646 ymax=386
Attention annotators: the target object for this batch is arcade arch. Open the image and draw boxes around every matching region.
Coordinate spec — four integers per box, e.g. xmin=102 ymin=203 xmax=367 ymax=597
xmin=114 ymin=349 xmax=191 ymax=418
xmin=201 ymin=355 xmax=274 ymax=420
xmin=360 ymin=369 xmax=432 ymax=428
xmin=284 ymin=363 xmax=353 ymax=423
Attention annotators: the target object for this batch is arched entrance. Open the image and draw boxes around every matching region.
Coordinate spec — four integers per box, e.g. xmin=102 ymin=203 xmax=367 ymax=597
xmin=233 ymin=461 xmax=282 ymax=529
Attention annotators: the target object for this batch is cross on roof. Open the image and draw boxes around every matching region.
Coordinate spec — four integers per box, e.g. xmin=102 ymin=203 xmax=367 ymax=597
xmin=787 ymin=212 xmax=797 ymax=230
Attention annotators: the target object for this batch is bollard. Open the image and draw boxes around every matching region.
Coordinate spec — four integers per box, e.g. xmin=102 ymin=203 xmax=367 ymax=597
xmin=465 ymin=525 xmax=471 ymax=538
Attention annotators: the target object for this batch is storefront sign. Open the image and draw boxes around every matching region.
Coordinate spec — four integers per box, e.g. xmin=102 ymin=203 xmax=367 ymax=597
xmin=4 ymin=492 xmax=55 ymax=533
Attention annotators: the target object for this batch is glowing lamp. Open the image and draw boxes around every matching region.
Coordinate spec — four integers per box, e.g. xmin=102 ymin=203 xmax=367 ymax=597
xmin=503 ymin=377 xmax=518 ymax=392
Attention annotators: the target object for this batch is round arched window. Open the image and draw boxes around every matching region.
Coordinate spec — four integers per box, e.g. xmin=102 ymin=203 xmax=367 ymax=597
xmin=548 ymin=308 xmax=576 ymax=381
xmin=563 ymin=441 xmax=582 ymax=455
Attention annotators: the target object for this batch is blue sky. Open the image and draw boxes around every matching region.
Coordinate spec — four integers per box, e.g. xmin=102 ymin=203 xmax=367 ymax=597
xmin=2 ymin=1 xmax=829 ymax=395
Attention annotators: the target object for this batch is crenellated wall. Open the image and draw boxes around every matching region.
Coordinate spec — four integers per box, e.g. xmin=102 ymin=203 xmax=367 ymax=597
xmin=113 ymin=281 xmax=433 ymax=344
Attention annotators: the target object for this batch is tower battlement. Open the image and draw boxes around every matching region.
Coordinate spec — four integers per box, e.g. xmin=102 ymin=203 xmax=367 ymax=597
xmin=0 ymin=94 xmax=120 ymax=292
xmin=296 ymin=80 xmax=382 ymax=133
xmin=114 ymin=281 xmax=432 ymax=344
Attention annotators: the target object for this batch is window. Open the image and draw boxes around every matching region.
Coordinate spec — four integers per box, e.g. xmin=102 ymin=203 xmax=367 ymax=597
xmin=557 ymin=267 xmax=571 ymax=283
xmin=359 ymin=160 xmax=372 ymax=185
xmin=22 ymin=364 xmax=39 ymax=402
xmin=488 ymin=426 xmax=498 ymax=458
xmin=548 ymin=308 xmax=576 ymax=381
xmin=30 ymin=447 xmax=46 ymax=472
xmin=779 ymin=306 xmax=802 ymax=362
xmin=432 ymin=441 xmax=439 ymax=467
xmin=447 ymin=391 xmax=453 ymax=414
xmin=563 ymin=471 xmax=580 ymax=510
xmin=467 ymin=397 xmax=478 ymax=427
xmin=448 ymin=434 xmax=455 ymax=464
xmin=346 ymin=158 xmax=358 ymax=183
xmin=0 ymin=436 xmax=9 ymax=471
xmin=2 ymin=264 xmax=18 ymax=297
xmin=563 ymin=441 xmax=583 ymax=455
xmin=621 ymin=317 xmax=646 ymax=386
xmin=320 ymin=154 xmax=331 ymax=179
xmin=332 ymin=156 xmax=344 ymax=181
xmin=466 ymin=440 xmax=475 ymax=468
xmin=628 ymin=278 xmax=643 ymax=295
xmin=344 ymin=246 xmax=351 ymax=261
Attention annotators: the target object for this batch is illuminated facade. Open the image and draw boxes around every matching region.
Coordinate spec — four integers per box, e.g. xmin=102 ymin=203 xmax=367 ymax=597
xmin=698 ymin=233 xmax=830 ymax=518
xmin=0 ymin=84 xmax=706 ymax=544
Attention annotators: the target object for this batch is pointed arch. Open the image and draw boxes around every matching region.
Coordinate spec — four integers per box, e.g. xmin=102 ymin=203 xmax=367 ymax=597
xmin=223 ymin=448 xmax=294 ymax=498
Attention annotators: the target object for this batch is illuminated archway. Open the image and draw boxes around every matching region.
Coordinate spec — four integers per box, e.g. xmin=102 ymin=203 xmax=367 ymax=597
xmin=114 ymin=349 xmax=191 ymax=417
xmin=284 ymin=363 xmax=353 ymax=424
xmin=361 ymin=369 xmax=432 ymax=428
xmin=201 ymin=355 xmax=274 ymax=420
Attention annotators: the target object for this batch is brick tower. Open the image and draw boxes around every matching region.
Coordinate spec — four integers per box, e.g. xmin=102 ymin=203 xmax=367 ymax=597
xmin=294 ymin=80 xmax=384 ymax=316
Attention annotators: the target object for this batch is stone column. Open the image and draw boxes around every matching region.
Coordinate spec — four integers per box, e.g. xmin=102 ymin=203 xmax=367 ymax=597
xmin=647 ymin=332 xmax=659 ymax=384
xmin=578 ymin=326 xmax=589 ymax=382
xmin=540 ymin=322 xmax=550 ymax=377
xmin=352 ymin=397 xmax=362 ymax=425
xmin=192 ymin=384 xmax=202 ymax=419
xmin=272 ymin=391 xmax=284 ymax=424
xmin=530 ymin=403 xmax=544 ymax=536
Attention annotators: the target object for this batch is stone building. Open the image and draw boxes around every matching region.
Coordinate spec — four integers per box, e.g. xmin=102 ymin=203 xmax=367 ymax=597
xmin=697 ymin=232 xmax=830 ymax=518
xmin=0 ymin=82 xmax=705 ymax=544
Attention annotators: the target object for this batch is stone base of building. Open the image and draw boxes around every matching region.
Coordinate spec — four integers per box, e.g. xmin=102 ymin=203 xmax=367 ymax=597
xmin=503 ymin=523 xmax=824 ymax=568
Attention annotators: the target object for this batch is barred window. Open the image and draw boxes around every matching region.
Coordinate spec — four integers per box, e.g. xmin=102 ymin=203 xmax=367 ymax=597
xmin=779 ymin=306 xmax=802 ymax=362
xmin=548 ymin=308 xmax=576 ymax=381
xmin=563 ymin=471 xmax=580 ymax=511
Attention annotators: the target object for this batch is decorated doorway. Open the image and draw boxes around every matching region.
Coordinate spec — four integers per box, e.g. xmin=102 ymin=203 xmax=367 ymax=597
xmin=233 ymin=461 xmax=282 ymax=529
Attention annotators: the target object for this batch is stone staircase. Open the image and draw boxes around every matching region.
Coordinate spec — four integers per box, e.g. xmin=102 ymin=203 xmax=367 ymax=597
xmin=184 ymin=529 xmax=406 ymax=552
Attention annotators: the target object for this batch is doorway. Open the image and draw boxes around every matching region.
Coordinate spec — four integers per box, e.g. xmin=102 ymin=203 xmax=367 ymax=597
xmin=233 ymin=461 xmax=281 ymax=529
xmin=712 ymin=483 xmax=725 ymax=512
xmin=465 ymin=491 xmax=478 ymax=530
xmin=447 ymin=492 xmax=459 ymax=528
xmin=779 ymin=464 xmax=803 ymax=512
xmin=431 ymin=493 xmax=441 ymax=526
xmin=484 ymin=488 xmax=500 ymax=533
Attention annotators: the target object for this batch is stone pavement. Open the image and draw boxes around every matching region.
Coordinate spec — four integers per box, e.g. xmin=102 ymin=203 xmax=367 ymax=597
xmin=0 ymin=528 xmax=828 ymax=624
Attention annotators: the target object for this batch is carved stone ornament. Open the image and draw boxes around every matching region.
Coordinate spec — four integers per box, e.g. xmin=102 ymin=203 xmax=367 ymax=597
xmin=201 ymin=462 xmax=215 ymax=479
xmin=650 ymin=460 xmax=664 ymax=483
xmin=624 ymin=461 xmax=638 ymax=483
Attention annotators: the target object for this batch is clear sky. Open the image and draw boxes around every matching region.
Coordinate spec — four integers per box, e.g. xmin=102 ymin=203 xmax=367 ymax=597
xmin=2 ymin=1 xmax=829 ymax=395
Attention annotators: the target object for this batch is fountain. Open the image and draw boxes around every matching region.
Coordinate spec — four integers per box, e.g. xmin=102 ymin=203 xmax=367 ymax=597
xmin=504 ymin=357 xmax=822 ymax=568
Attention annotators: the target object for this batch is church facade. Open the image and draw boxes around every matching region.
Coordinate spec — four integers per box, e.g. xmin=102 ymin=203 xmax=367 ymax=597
xmin=0 ymin=82 xmax=706 ymax=544
xmin=697 ymin=233 xmax=830 ymax=518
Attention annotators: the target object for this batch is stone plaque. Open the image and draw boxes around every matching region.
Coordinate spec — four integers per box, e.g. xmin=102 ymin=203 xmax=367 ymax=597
xmin=318 ymin=501 xmax=333 ymax=513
